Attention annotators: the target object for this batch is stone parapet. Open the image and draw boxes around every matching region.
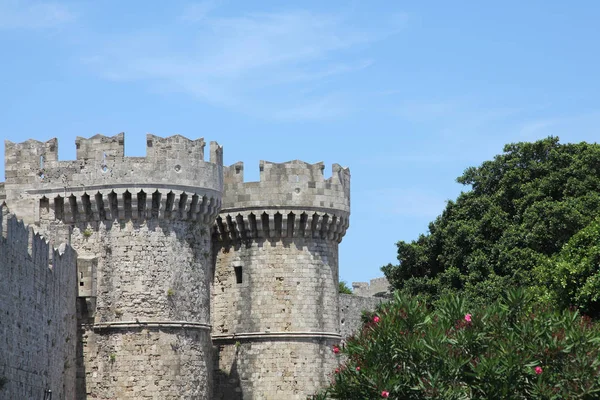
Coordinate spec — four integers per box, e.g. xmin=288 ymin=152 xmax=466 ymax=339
xmin=222 ymin=160 xmax=350 ymax=213
xmin=3 ymin=133 xmax=223 ymax=224
xmin=0 ymin=205 xmax=77 ymax=399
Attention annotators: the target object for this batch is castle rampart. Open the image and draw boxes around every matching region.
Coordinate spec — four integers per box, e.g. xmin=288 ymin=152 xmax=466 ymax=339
xmin=4 ymin=133 xmax=224 ymax=399
xmin=0 ymin=205 xmax=77 ymax=399
xmin=1 ymin=133 xmax=363 ymax=400
xmin=4 ymin=134 xmax=223 ymax=227
xmin=213 ymin=160 xmax=350 ymax=399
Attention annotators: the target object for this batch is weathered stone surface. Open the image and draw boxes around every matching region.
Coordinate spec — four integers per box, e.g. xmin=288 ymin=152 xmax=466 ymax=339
xmin=352 ymin=277 xmax=390 ymax=297
xmin=0 ymin=206 xmax=77 ymax=399
xmin=339 ymin=294 xmax=386 ymax=339
xmin=213 ymin=159 xmax=350 ymax=399
xmin=0 ymin=133 xmax=374 ymax=400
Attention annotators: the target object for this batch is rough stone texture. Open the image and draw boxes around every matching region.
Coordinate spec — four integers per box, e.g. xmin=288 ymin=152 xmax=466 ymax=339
xmin=3 ymin=134 xmax=223 ymax=225
xmin=79 ymin=328 xmax=212 ymax=399
xmin=3 ymin=134 xmax=222 ymax=400
xmin=69 ymin=219 xmax=214 ymax=400
xmin=69 ymin=220 xmax=212 ymax=325
xmin=213 ymin=159 xmax=350 ymax=399
xmin=214 ymin=340 xmax=337 ymax=400
xmin=0 ymin=206 xmax=77 ymax=399
xmin=339 ymin=294 xmax=386 ymax=339
xmin=213 ymin=238 xmax=339 ymax=335
xmin=352 ymin=277 xmax=390 ymax=297
xmin=222 ymin=160 xmax=350 ymax=213
xmin=0 ymin=133 xmax=370 ymax=399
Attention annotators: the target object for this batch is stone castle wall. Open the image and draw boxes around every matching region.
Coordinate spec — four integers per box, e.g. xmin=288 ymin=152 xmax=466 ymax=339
xmin=3 ymin=133 xmax=223 ymax=226
xmin=0 ymin=132 xmax=379 ymax=400
xmin=0 ymin=206 xmax=77 ymax=399
xmin=3 ymin=134 xmax=223 ymax=399
xmin=352 ymin=277 xmax=390 ymax=297
xmin=213 ymin=238 xmax=340 ymax=399
xmin=339 ymin=294 xmax=385 ymax=339
xmin=212 ymin=160 xmax=349 ymax=399
xmin=73 ymin=219 xmax=215 ymax=399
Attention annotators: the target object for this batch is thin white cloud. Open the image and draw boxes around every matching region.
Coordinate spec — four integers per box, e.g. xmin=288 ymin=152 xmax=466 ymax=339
xmin=81 ymin=7 xmax=405 ymax=120
xmin=0 ymin=0 xmax=74 ymax=29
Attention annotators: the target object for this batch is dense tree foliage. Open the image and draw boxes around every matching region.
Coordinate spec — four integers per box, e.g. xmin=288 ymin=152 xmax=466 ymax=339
xmin=383 ymin=137 xmax=600 ymax=314
xmin=539 ymin=217 xmax=600 ymax=317
xmin=311 ymin=290 xmax=600 ymax=400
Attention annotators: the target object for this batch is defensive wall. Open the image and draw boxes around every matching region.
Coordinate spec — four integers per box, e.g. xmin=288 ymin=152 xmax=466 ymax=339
xmin=212 ymin=160 xmax=350 ymax=398
xmin=0 ymin=205 xmax=77 ymax=399
xmin=4 ymin=133 xmax=223 ymax=399
xmin=352 ymin=277 xmax=390 ymax=298
xmin=0 ymin=132 xmax=390 ymax=400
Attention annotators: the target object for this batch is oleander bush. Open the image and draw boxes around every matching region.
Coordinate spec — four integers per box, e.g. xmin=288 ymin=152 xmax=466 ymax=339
xmin=311 ymin=289 xmax=600 ymax=399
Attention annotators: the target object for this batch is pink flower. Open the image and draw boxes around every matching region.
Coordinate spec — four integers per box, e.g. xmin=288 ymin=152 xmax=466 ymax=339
xmin=373 ymin=316 xmax=380 ymax=323
xmin=356 ymin=366 xmax=360 ymax=371
xmin=335 ymin=368 xmax=340 ymax=374
xmin=381 ymin=391 xmax=390 ymax=398
xmin=464 ymin=313 xmax=472 ymax=322
xmin=535 ymin=366 xmax=543 ymax=375
xmin=333 ymin=346 xmax=340 ymax=354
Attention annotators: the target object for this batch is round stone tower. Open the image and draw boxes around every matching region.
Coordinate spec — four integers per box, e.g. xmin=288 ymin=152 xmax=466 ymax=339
xmin=4 ymin=133 xmax=223 ymax=399
xmin=212 ymin=159 xmax=350 ymax=399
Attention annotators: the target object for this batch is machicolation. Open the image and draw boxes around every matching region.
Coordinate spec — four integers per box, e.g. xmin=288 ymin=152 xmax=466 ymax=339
xmin=0 ymin=132 xmax=384 ymax=400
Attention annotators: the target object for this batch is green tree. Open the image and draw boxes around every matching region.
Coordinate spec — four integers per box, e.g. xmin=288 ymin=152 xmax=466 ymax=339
xmin=383 ymin=137 xmax=600 ymax=309
xmin=539 ymin=217 xmax=600 ymax=317
xmin=339 ymin=281 xmax=353 ymax=294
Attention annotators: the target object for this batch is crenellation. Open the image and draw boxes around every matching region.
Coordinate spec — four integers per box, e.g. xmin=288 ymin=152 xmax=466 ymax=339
xmin=0 ymin=204 xmax=77 ymax=399
xmin=210 ymin=141 xmax=223 ymax=165
xmin=222 ymin=160 xmax=350 ymax=215
xmin=146 ymin=133 xmax=206 ymax=161
xmin=352 ymin=277 xmax=391 ymax=297
xmin=75 ymin=133 xmax=125 ymax=161
xmin=1 ymin=131 xmax=364 ymax=400
xmin=4 ymin=133 xmax=223 ymax=225
xmin=213 ymin=157 xmax=349 ymax=398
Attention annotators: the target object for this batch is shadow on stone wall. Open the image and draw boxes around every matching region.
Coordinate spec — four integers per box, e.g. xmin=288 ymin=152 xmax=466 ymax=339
xmin=213 ymin=346 xmax=243 ymax=400
xmin=76 ymin=298 xmax=92 ymax=400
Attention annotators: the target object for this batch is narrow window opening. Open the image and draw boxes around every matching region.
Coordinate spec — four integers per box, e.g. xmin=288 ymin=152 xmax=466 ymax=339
xmin=234 ymin=266 xmax=243 ymax=284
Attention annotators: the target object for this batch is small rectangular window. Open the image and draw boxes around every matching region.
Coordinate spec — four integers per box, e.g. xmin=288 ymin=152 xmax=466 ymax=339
xmin=234 ymin=266 xmax=243 ymax=284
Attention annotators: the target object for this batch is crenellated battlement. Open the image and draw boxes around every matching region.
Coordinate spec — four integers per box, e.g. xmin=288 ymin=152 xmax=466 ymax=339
xmin=217 ymin=160 xmax=350 ymax=243
xmin=0 ymin=204 xmax=77 ymax=400
xmin=75 ymin=133 xmax=124 ymax=161
xmin=222 ymin=160 xmax=350 ymax=212
xmin=3 ymin=133 xmax=224 ymax=224
xmin=0 ymin=204 xmax=75 ymax=270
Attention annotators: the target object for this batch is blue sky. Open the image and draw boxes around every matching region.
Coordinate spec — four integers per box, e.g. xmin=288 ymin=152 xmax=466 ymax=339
xmin=1 ymin=1 xmax=600 ymax=285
